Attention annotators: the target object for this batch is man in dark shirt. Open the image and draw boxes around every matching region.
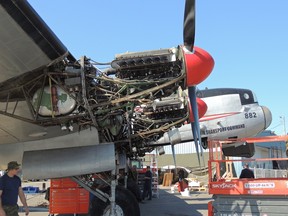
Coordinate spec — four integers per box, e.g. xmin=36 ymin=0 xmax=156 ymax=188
xmin=239 ymin=163 xmax=255 ymax=179
xmin=0 ymin=161 xmax=29 ymax=216
xmin=142 ymin=166 xmax=152 ymax=200
xmin=178 ymin=169 xmax=185 ymax=181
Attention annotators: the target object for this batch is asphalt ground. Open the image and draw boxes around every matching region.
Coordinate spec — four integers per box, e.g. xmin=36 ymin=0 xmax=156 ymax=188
xmin=19 ymin=184 xmax=212 ymax=216
xmin=140 ymin=186 xmax=211 ymax=216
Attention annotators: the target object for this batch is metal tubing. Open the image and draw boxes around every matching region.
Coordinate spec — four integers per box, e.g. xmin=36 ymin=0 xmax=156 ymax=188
xmin=110 ymin=170 xmax=116 ymax=216
xmin=80 ymin=56 xmax=98 ymax=128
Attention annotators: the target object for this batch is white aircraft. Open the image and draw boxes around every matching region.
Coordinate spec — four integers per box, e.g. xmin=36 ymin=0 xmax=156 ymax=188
xmin=152 ymin=88 xmax=272 ymax=159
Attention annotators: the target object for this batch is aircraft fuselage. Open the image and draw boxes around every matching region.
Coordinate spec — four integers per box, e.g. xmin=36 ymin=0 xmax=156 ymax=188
xmin=154 ymin=88 xmax=272 ymax=146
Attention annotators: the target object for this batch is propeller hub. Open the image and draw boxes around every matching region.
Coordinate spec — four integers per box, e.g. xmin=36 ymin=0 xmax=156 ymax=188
xmin=183 ymin=46 xmax=214 ymax=86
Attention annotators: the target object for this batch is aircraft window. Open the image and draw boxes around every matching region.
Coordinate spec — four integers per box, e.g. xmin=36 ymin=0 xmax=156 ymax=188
xmin=252 ymin=91 xmax=258 ymax=103
xmin=243 ymin=93 xmax=250 ymax=100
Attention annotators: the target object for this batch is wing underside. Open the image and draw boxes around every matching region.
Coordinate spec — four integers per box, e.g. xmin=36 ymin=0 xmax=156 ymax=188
xmin=0 ymin=0 xmax=74 ymax=100
xmin=0 ymin=0 xmax=75 ymax=144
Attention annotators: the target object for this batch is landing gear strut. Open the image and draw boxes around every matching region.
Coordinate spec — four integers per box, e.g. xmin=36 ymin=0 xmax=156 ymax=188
xmin=90 ymin=186 xmax=140 ymax=216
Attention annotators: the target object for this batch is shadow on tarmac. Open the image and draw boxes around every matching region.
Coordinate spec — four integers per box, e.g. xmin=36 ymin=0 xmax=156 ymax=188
xmin=25 ymin=187 xmax=211 ymax=216
xmin=140 ymin=187 xmax=211 ymax=216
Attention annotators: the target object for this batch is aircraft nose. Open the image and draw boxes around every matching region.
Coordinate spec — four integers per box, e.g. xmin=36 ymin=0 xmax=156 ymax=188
xmin=261 ymin=106 xmax=272 ymax=129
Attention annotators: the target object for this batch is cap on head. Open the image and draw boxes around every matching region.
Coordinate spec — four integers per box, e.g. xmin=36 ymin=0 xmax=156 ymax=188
xmin=7 ymin=161 xmax=21 ymax=171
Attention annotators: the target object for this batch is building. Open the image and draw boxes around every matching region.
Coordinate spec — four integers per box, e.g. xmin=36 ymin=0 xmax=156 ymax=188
xmin=157 ymin=142 xmax=209 ymax=169
xmin=156 ymin=130 xmax=287 ymax=175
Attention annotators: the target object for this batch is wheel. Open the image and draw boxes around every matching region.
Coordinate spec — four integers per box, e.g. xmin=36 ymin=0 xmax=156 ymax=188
xmin=118 ymin=178 xmax=142 ymax=202
xmin=116 ymin=186 xmax=140 ymax=216
xmin=127 ymin=179 xmax=142 ymax=202
xmin=90 ymin=186 xmax=140 ymax=216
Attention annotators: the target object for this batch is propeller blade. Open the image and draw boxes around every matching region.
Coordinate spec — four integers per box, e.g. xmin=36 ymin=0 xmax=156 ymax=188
xmin=183 ymin=0 xmax=195 ymax=52
xmin=188 ymin=86 xmax=201 ymax=143
xmin=188 ymin=86 xmax=205 ymax=166
xmin=191 ymin=121 xmax=201 ymax=165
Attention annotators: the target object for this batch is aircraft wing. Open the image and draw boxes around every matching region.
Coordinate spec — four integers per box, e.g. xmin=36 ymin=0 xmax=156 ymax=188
xmin=0 ymin=0 xmax=75 ymax=101
xmin=0 ymin=0 xmax=76 ymax=144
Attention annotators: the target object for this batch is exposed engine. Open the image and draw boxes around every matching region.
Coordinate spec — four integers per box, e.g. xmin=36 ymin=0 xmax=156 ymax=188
xmin=30 ymin=47 xmax=189 ymax=157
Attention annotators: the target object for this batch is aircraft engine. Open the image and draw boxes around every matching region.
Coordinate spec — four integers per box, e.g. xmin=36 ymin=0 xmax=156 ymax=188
xmin=25 ymin=46 xmax=212 ymax=158
xmin=25 ymin=47 xmax=192 ymax=157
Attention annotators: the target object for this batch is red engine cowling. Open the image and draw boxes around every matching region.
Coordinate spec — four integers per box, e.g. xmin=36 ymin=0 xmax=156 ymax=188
xmin=183 ymin=46 xmax=215 ymax=87
xmin=188 ymin=97 xmax=207 ymax=122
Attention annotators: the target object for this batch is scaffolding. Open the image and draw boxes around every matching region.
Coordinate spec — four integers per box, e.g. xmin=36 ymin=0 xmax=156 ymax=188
xmin=208 ymin=135 xmax=288 ymax=216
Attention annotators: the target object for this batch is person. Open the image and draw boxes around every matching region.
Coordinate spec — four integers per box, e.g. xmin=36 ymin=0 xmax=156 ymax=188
xmin=239 ymin=163 xmax=255 ymax=179
xmin=178 ymin=169 xmax=185 ymax=181
xmin=128 ymin=165 xmax=138 ymax=183
xmin=177 ymin=169 xmax=188 ymax=192
xmin=142 ymin=166 xmax=152 ymax=200
xmin=132 ymin=165 xmax=138 ymax=182
xmin=0 ymin=161 xmax=29 ymax=216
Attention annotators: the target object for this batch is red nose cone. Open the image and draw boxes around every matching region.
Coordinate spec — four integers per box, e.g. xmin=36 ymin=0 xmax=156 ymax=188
xmin=184 ymin=47 xmax=214 ymax=86
xmin=188 ymin=98 xmax=208 ymax=122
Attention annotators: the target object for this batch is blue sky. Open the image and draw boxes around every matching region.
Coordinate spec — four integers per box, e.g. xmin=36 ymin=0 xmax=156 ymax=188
xmin=28 ymin=1 xmax=288 ymax=135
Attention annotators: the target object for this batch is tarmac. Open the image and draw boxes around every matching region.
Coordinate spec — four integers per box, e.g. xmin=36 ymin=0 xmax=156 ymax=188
xmin=18 ymin=182 xmax=212 ymax=216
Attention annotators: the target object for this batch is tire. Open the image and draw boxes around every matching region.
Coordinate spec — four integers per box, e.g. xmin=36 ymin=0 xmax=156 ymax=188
xmin=118 ymin=178 xmax=142 ymax=202
xmin=90 ymin=186 xmax=140 ymax=216
xmin=127 ymin=179 xmax=142 ymax=202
